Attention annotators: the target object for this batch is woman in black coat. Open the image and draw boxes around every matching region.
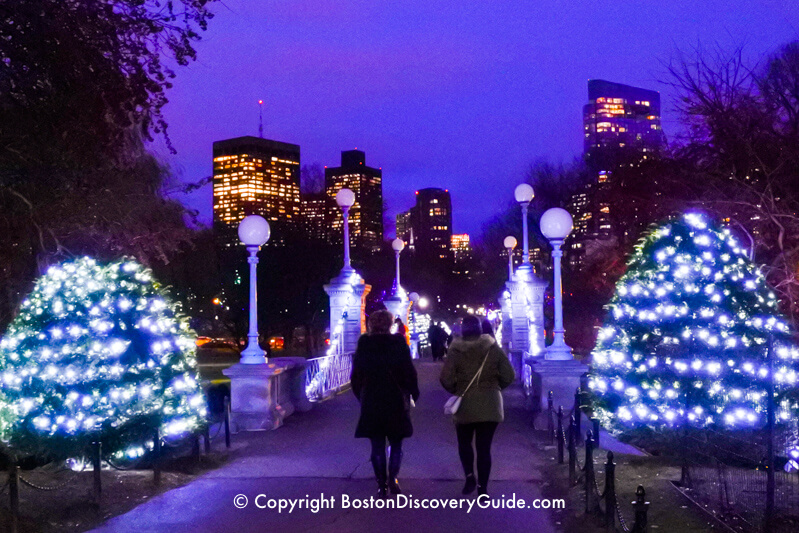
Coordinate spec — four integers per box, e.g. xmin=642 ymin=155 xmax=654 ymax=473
xmin=351 ymin=309 xmax=420 ymax=497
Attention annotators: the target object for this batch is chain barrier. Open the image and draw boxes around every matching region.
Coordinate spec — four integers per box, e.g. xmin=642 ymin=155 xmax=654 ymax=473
xmin=18 ymin=471 xmax=79 ymax=492
xmin=104 ymin=455 xmax=146 ymax=471
xmin=550 ymin=389 xmax=650 ymax=532
xmin=206 ymin=420 xmax=225 ymax=440
xmin=616 ymin=496 xmax=630 ymax=532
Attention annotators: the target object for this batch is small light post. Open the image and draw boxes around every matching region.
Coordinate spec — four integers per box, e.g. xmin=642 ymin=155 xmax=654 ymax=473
xmin=336 ymin=188 xmax=356 ymax=274
xmin=504 ymin=236 xmax=517 ymax=281
xmin=237 ymin=215 xmax=271 ymax=364
xmin=392 ymin=237 xmax=405 ymax=294
xmin=540 ymin=207 xmax=574 ymax=360
xmin=514 ymin=183 xmax=535 ymax=274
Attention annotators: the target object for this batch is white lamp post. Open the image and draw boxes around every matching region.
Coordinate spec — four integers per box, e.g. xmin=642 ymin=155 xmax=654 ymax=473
xmin=540 ymin=207 xmax=574 ymax=360
xmin=392 ymin=237 xmax=405 ymax=293
xmin=503 ymin=235 xmax=517 ymax=281
xmin=514 ymin=183 xmax=535 ymax=274
xmin=237 ymin=215 xmax=271 ymax=364
xmin=336 ymin=188 xmax=356 ymax=274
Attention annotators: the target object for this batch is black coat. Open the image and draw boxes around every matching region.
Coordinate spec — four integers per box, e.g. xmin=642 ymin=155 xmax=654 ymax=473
xmin=351 ymin=333 xmax=420 ymax=439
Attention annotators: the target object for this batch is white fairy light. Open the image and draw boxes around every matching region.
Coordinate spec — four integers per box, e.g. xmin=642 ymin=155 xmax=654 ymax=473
xmin=588 ymin=213 xmax=799 ymax=448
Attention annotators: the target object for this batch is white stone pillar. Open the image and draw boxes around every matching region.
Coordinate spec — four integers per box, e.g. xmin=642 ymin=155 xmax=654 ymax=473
xmin=384 ymin=294 xmax=410 ymax=325
xmin=498 ymin=288 xmax=513 ymax=354
xmin=507 ymin=270 xmax=546 ymax=358
xmin=324 ymin=271 xmax=370 ymax=355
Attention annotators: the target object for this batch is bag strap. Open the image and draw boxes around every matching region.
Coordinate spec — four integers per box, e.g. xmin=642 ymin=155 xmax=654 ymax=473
xmin=460 ymin=349 xmax=490 ymax=397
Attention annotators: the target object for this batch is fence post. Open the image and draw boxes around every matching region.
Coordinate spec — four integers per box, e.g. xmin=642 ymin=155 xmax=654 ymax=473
xmin=193 ymin=435 xmax=201 ymax=462
xmin=153 ymin=427 xmax=161 ymax=486
xmin=592 ymin=417 xmax=601 ymax=448
xmin=204 ymin=426 xmax=211 ymax=454
xmin=585 ymin=429 xmax=597 ymax=514
xmin=224 ymin=395 xmax=231 ymax=449
xmin=9 ymin=463 xmax=19 ymax=533
xmin=557 ymin=406 xmax=564 ymax=464
xmin=631 ymin=485 xmax=649 ymax=533
xmin=92 ymin=440 xmax=102 ymax=502
xmin=574 ymin=388 xmax=582 ymax=445
xmin=547 ymin=391 xmax=555 ymax=443
xmin=568 ymin=414 xmax=577 ymax=486
xmin=765 ymin=334 xmax=775 ymax=533
xmin=604 ymin=451 xmax=616 ymax=530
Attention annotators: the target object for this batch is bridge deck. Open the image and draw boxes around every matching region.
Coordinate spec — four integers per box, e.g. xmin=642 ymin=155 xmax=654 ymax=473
xmin=92 ymin=362 xmax=561 ymax=533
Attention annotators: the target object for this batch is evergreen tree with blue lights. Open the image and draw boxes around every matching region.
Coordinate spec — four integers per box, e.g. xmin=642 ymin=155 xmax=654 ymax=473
xmin=0 ymin=257 xmax=207 ymax=461
xmin=589 ymin=213 xmax=799 ymax=437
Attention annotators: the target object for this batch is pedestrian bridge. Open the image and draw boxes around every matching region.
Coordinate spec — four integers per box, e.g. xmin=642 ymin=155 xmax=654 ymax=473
xmin=93 ymin=361 xmax=561 ymax=533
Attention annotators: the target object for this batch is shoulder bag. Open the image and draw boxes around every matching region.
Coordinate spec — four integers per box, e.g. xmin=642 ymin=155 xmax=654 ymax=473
xmin=444 ymin=349 xmax=490 ymax=416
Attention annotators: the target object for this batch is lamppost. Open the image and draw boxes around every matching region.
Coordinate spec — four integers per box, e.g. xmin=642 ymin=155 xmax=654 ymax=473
xmin=392 ymin=237 xmax=405 ymax=294
xmin=514 ymin=183 xmax=535 ymax=274
xmin=237 ymin=215 xmax=271 ymax=364
xmin=336 ymin=188 xmax=356 ymax=274
xmin=540 ymin=207 xmax=574 ymax=360
xmin=503 ymin=236 xmax=517 ymax=281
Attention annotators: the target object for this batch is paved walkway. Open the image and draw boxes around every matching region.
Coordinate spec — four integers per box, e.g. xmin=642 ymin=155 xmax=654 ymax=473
xmin=92 ymin=362 xmax=563 ymax=533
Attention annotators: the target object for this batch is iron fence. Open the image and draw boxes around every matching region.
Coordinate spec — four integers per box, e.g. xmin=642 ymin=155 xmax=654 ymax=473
xmin=543 ymin=388 xmax=649 ymax=532
xmin=678 ymin=427 xmax=799 ymax=533
xmin=304 ymin=351 xmax=353 ymax=402
xmin=2 ymin=400 xmax=233 ymax=533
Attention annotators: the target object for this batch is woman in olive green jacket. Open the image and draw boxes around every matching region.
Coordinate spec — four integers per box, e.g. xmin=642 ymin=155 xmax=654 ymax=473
xmin=440 ymin=315 xmax=515 ymax=496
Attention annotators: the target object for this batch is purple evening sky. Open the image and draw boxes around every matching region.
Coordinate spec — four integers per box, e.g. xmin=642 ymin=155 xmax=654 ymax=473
xmin=156 ymin=0 xmax=799 ymax=240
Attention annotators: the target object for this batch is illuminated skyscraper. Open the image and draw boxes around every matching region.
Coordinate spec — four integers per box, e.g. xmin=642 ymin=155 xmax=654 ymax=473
xmin=450 ymin=234 xmax=471 ymax=262
xmin=213 ymin=136 xmax=301 ymax=245
xmin=583 ymin=79 xmax=664 ymax=169
xmin=568 ymin=80 xmax=666 ymax=269
xmin=451 ymin=233 xmax=473 ymax=276
xmin=300 ymin=192 xmax=328 ymax=242
xmin=410 ymin=188 xmax=452 ymax=260
xmin=325 ymin=150 xmax=383 ymax=252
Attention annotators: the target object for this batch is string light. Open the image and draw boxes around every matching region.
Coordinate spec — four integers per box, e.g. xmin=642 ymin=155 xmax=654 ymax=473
xmin=588 ymin=213 xmax=799 ymax=452
xmin=305 ymin=272 xmax=362 ymax=399
xmin=0 ymin=257 xmax=207 ymax=459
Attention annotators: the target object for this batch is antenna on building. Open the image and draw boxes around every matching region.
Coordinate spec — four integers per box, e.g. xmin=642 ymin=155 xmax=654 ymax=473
xmin=258 ymin=100 xmax=264 ymax=138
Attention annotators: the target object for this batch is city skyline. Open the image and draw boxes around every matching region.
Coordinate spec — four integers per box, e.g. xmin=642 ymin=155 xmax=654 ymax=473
xmin=159 ymin=1 xmax=799 ymax=237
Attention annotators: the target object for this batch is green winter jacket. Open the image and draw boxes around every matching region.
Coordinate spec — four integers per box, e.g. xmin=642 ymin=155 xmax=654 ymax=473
xmin=440 ymin=334 xmax=515 ymax=424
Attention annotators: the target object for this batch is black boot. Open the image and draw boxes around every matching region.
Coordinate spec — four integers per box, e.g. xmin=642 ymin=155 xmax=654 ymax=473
xmin=371 ymin=454 xmax=388 ymax=497
xmin=388 ymin=449 xmax=403 ymax=494
xmin=462 ymin=473 xmax=476 ymax=495
xmin=477 ymin=484 xmax=488 ymax=497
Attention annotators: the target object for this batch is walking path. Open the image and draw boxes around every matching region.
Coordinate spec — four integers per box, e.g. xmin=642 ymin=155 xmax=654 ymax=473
xmin=92 ymin=362 xmax=564 ymax=533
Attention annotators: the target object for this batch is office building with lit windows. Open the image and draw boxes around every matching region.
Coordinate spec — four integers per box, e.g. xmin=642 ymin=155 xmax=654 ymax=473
xmin=451 ymin=233 xmax=473 ymax=276
xmin=325 ymin=150 xmax=383 ymax=252
xmin=399 ymin=188 xmax=452 ymax=260
xmin=300 ymin=192 xmax=328 ymax=242
xmin=396 ymin=209 xmax=414 ymax=250
xmin=213 ymin=136 xmax=301 ymax=246
xmin=451 ymin=234 xmax=471 ymax=261
xmin=568 ymin=80 xmax=666 ymax=269
xmin=583 ymin=79 xmax=664 ymax=168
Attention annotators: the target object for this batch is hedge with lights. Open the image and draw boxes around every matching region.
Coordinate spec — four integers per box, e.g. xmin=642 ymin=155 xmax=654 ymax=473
xmin=0 ymin=257 xmax=207 ymax=460
xmin=589 ymin=213 xmax=799 ymax=438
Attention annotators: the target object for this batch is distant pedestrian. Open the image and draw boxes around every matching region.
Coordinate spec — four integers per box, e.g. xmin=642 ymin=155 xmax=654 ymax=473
xmin=352 ymin=309 xmax=420 ymax=497
xmin=481 ymin=319 xmax=495 ymax=338
xmin=394 ymin=316 xmax=408 ymax=343
xmin=440 ymin=315 xmax=515 ymax=497
xmin=429 ymin=322 xmax=446 ymax=361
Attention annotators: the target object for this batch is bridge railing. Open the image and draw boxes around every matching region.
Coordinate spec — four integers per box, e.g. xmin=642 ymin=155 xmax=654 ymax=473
xmin=304 ymin=351 xmax=354 ymax=403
